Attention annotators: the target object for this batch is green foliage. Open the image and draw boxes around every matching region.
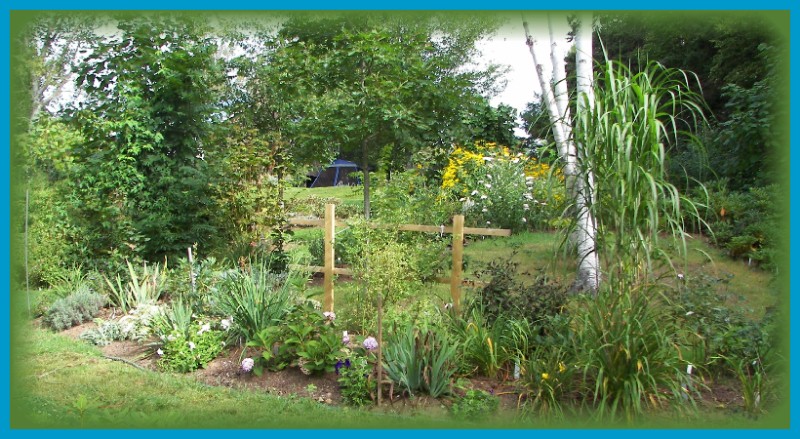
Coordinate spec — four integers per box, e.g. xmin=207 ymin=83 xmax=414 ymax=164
xmin=576 ymin=59 xmax=708 ymax=285
xmin=156 ymin=319 xmax=226 ymax=373
xmin=697 ymin=181 xmax=780 ymax=269
xmin=165 ymin=254 xmax=223 ymax=313
xmin=372 ymin=170 xmax=459 ymax=226
xmin=212 ymin=261 xmax=299 ymax=343
xmin=475 ymin=256 xmax=569 ymax=324
xmin=571 ymin=286 xmax=690 ymax=420
xmin=102 ymin=260 xmax=165 ymax=314
xmin=336 ymin=353 xmax=376 ymax=407
xmin=67 ymin=15 xmax=225 ymax=262
xmin=20 ymin=120 xmax=88 ymax=286
xmin=80 ymin=303 xmax=164 ymax=345
xmin=665 ymin=274 xmax=775 ymax=374
xmin=382 ymin=325 xmax=458 ymax=398
xmin=336 ymin=221 xmax=446 ymax=331
xmin=43 ymin=285 xmax=106 ymax=331
xmin=450 ymin=389 xmax=499 ymax=421
xmin=247 ymin=302 xmax=342 ymax=375
xmin=519 ymin=346 xmax=576 ymax=420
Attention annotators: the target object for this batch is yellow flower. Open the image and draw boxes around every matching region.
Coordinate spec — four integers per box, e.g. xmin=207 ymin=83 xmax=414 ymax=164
xmin=541 ymin=372 xmax=550 ymax=380
xmin=558 ymin=362 xmax=567 ymax=373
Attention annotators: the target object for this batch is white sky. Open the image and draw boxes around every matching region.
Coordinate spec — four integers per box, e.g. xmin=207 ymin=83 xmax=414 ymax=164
xmin=475 ymin=14 xmax=574 ymax=136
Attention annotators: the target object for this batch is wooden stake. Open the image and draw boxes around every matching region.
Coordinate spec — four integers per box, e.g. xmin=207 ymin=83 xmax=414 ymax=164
xmin=323 ymin=203 xmax=336 ymax=312
xmin=450 ymin=214 xmax=465 ymax=313
xmin=187 ymin=246 xmax=195 ymax=295
xmin=376 ymin=292 xmax=383 ymax=406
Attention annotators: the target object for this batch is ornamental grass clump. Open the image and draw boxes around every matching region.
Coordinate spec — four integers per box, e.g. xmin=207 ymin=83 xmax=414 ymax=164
xmin=571 ymin=284 xmax=692 ymax=421
xmin=213 ymin=259 xmax=299 ymax=343
xmin=382 ymin=324 xmax=458 ymax=398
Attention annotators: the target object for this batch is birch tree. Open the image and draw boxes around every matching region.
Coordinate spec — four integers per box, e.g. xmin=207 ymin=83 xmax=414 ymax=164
xmin=524 ymin=13 xmax=599 ymax=291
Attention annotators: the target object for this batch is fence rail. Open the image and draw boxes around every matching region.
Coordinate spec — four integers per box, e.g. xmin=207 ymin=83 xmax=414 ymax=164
xmin=288 ymin=204 xmax=511 ymax=312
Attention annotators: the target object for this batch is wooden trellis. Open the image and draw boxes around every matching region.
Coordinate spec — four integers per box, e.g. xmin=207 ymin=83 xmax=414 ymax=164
xmin=288 ymin=203 xmax=511 ymax=313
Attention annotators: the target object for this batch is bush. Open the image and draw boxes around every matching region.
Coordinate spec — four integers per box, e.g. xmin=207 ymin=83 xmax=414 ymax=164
xmin=43 ymin=285 xmax=106 ymax=331
xmin=665 ymin=274 xmax=776 ymax=375
xmin=156 ymin=318 xmax=226 ymax=373
xmin=697 ymin=181 xmax=781 ymax=270
xmin=439 ymin=142 xmax=566 ymax=232
xmin=474 ymin=256 xmax=569 ymax=324
xmin=80 ymin=303 xmax=164 ymax=345
xmin=247 ymin=302 xmax=343 ymax=375
xmin=336 ymin=352 xmax=377 ymax=407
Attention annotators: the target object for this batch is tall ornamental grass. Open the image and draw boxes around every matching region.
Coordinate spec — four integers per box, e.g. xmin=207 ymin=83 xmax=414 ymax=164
xmin=573 ymin=58 xmax=709 ymax=286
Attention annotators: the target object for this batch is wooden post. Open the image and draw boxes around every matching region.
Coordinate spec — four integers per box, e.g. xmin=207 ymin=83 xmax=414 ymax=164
xmin=323 ymin=203 xmax=336 ymax=312
xmin=450 ymin=214 xmax=465 ymax=313
xmin=187 ymin=246 xmax=196 ymax=295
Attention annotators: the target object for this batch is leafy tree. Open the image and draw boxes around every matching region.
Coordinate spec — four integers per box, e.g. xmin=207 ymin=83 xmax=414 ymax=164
xmin=262 ymin=13 xmax=500 ymax=217
xmin=67 ymin=15 xmax=226 ymax=264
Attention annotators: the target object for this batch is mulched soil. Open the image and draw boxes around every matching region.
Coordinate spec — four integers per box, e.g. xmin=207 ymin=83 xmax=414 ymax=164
xmin=50 ymin=307 xmax=746 ymax=415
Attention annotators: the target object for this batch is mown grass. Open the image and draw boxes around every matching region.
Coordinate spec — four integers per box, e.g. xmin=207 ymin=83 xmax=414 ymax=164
xmin=285 ymin=186 xmax=364 ymax=205
xmin=12 ymin=321 xmax=469 ymax=429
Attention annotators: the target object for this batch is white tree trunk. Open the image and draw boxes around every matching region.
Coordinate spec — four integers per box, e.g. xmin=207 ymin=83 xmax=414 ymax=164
xmin=524 ymin=13 xmax=600 ymax=292
xmin=573 ymin=12 xmax=600 ymax=291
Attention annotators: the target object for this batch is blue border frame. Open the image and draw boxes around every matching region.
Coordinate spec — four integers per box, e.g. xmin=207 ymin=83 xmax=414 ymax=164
xmin=2 ymin=1 xmax=796 ymax=436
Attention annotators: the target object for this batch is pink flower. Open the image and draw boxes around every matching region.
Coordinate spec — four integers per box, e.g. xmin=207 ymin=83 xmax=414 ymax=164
xmin=363 ymin=336 xmax=378 ymax=351
xmin=241 ymin=357 xmax=255 ymax=372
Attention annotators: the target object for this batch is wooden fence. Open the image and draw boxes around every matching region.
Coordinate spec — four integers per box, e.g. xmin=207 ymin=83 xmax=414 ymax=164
xmin=288 ymin=203 xmax=511 ymax=313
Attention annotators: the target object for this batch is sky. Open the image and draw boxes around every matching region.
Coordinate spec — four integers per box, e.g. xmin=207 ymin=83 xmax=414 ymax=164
xmin=476 ymin=13 xmax=574 ymax=136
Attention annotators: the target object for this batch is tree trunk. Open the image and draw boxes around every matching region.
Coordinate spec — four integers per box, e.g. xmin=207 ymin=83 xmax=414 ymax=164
xmin=524 ymin=13 xmax=600 ymax=292
xmin=573 ymin=12 xmax=600 ymax=292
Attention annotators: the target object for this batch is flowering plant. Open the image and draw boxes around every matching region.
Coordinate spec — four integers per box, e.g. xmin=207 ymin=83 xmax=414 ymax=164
xmin=336 ymin=353 xmax=376 ymax=407
xmin=440 ymin=141 xmax=565 ymax=231
xmin=156 ymin=319 xmax=226 ymax=373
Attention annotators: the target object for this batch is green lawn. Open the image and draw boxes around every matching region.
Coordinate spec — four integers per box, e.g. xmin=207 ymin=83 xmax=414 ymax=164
xmin=285 ymin=186 xmax=364 ymax=205
xmin=11 ymin=322 xmax=467 ymax=429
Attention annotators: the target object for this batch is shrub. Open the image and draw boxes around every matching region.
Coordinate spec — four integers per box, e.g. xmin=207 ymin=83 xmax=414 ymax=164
xmin=247 ymin=302 xmax=343 ymax=375
xmin=665 ymin=274 xmax=775 ymax=375
xmin=440 ymin=142 xmax=565 ymax=231
xmin=474 ymin=256 xmax=569 ymax=324
xmin=81 ymin=303 xmax=164 ymax=345
xmin=337 ymin=352 xmax=377 ymax=407
xmin=43 ymin=285 xmax=106 ymax=331
xmin=156 ymin=318 xmax=226 ymax=373
xmin=696 ymin=180 xmax=781 ymax=270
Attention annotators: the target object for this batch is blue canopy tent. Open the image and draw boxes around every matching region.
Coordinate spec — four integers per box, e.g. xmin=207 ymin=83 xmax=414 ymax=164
xmin=308 ymin=159 xmax=361 ymax=187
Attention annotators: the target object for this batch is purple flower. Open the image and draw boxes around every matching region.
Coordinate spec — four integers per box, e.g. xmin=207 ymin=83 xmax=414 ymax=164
xmin=335 ymin=360 xmax=344 ymax=374
xmin=363 ymin=336 xmax=378 ymax=351
xmin=323 ymin=311 xmax=336 ymax=321
xmin=241 ymin=357 xmax=255 ymax=373
xmin=342 ymin=330 xmax=350 ymax=344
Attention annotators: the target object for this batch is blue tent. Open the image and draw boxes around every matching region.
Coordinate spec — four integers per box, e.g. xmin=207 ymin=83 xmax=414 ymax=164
xmin=309 ymin=159 xmax=361 ymax=187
